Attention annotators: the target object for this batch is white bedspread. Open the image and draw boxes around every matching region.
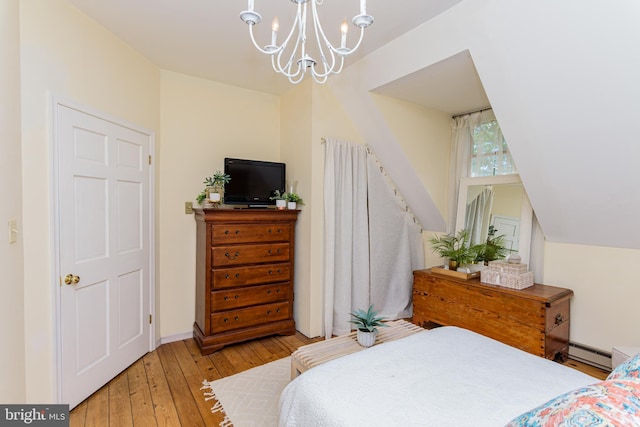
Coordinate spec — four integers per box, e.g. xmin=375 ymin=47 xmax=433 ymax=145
xmin=279 ymin=327 xmax=598 ymax=427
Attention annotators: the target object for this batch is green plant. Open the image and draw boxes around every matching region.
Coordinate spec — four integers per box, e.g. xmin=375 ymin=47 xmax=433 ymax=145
xmin=196 ymin=190 xmax=207 ymax=205
xmin=285 ymin=192 xmax=304 ymax=205
xmin=204 ymin=171 xmax=231 ymax=187
xmin=269 ymin=189 xmax=287 ymax=201
xmin=196 ymin=171 xmax=231 ymax=205
xmin=428 ymin=229 xmax=476 ymax=270
xmin=349 ymin=305 xmax=388 ymax=333
xmin=472 ymin=228 xmax=509 ymax=264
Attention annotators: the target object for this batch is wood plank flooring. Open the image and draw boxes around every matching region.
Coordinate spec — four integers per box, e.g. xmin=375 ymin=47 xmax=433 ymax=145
xmin=69 ymin=332 xmax=321 ymax=427
xmin=69 ymin=332 xmax=608 ymax=427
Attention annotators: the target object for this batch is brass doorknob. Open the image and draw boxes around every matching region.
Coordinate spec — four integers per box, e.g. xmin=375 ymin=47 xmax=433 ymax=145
xmin=64 ymin=274 xmax=80 ymax=285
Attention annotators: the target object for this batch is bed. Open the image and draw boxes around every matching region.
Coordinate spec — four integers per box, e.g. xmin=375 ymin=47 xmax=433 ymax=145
xmin=279 ymin=326 xmax=640 ymax=426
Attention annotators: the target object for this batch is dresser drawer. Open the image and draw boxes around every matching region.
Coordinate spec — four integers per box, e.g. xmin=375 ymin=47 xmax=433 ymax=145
xmin=212 ymin=263 xmax=290 ymax=289
xmin=212 ymin=243 xmax=290 ymax=267
xmin=210 ymin=302 xmax=290 ymax=333
xmin=211 ymin=283 xmax=289 ymax=311
xmin=211 ymin=224 xmax=290 ymax=244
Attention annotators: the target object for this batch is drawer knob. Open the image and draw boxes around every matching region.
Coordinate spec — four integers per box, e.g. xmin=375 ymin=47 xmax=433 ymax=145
xmin=223 ymin=318 xmax=228 ymax=322
xmin=235 ymin=273 xmax=240 ymax=278
xmin=267 ymin=290 xmax=272 ymax=294
xmin=277 ymin=269 xmax=282 ymax=273
xmin=276 ymin=308 xmax=281 ymax=313
xmin=268 ymin=270 xmax=273 ymax=275
xmin=224 ymin=274 xmax=230 ymax=279
xmin=234 ymin=316 xmax=239 ymax=321
xmin=224 ymin=230 xmax=229 ymax=234
xmin=555 ymin=313 xmax=565 ymax=325
xmin=224 ymin=296 xmax=229 ymax=301
xmin=276 ymin=288 xmax=281 ymax=293
xmin=225 ymin=251 xmax=240 ymax=260
xmin=267 ymin=310 xmax=271 ymax=314
xmin=234 ymin=294 xmax=239 ymax=299
xmin=277 ymin=229 xmax=282 ymax=233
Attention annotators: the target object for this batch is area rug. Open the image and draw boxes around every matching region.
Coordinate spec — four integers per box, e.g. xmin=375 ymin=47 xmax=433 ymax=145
xmin=201 ymin=357 xmax=291 ymax=427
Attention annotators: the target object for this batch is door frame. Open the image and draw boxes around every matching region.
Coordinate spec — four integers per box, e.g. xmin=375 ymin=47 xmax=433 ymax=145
xmin=50 ymin=95 xmax=156 ymax=404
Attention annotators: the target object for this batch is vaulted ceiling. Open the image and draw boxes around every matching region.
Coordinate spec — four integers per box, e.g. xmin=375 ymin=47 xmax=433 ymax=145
xmin=68 ymin=0 xmax=482 ymax=113
xmin=66 ymin=0 xmax=640 ymax=250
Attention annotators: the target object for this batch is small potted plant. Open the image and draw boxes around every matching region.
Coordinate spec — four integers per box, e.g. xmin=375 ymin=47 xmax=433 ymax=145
xmin=428 ymin=229 xmax=476 ymax=271
xmin=472 ymin=226 xmax=509 ymax=265
xmin=285 ymin=192 xmax=304 ymax=210
xmin=269 ymin=189 xmax=287 ymax=210
xmin=203 ymin=171 xmax=231 ymax=205
xmin=349 ymin=304 xmax=388 ymax=347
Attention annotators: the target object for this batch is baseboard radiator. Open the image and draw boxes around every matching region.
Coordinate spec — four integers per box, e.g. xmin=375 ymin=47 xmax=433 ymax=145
xmin=569 ymin=342 xmax=612 ymax=371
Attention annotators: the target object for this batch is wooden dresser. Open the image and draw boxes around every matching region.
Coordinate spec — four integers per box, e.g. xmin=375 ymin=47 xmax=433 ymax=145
xmin=412 ymin=269 xmax=573 ymax=361
xmin=193 ymin=208 xmax=298 ymax=354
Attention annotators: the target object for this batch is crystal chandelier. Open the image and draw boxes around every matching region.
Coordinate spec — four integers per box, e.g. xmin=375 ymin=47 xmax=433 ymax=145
xmin=240 ymin=0 xmax=374 ymax=84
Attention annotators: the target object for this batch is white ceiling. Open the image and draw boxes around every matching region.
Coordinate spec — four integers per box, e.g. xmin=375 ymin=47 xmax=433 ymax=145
xmin=68 ymin=0 xmax=485 ymax=114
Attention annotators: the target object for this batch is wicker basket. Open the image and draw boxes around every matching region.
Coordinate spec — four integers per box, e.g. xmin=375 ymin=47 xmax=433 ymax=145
xmin=481 ymin=261 xmax=534 ymax=290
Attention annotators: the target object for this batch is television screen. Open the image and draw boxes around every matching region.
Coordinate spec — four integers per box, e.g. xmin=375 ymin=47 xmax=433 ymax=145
xmin=224 ymin=158 xmax=286 ymax=207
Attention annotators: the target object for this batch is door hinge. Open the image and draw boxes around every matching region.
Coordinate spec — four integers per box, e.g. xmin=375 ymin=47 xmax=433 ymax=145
xmin=149 ymin=314 xmax=152 ymax=324
xmin=148 ymin=155 xmax=152 ymax=165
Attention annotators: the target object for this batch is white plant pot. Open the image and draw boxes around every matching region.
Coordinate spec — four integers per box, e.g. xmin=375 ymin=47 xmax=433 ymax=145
xmin=276 ymin=199 xmax=286 ymax=210
xmin=356 ymin=330 xmax=377 ymax=348
xmin=287 ymin=201 xmax=297 ymax=210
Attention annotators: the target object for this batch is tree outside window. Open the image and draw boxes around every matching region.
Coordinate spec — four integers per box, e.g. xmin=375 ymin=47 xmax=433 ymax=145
xmin=470 ymin=121 xmax=517 ymax=177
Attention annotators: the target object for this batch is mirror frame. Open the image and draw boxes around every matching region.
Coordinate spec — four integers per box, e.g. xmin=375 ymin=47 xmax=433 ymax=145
xmin=455 ymin=174 xmax=532 ymax=265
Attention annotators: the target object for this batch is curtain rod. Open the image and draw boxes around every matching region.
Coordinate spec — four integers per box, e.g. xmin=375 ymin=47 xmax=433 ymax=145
xmin=451 ymin=107 xmax=492 ymax=119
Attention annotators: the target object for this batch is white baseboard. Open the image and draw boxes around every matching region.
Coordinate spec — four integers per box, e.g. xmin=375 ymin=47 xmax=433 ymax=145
xmin=569 ymin=342 xmax=612 ymax=371
xmin=156 ymin=331 xmax=193 ymax=347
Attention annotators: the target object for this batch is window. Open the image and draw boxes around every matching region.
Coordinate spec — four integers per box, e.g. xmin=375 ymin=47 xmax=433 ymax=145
xmin=470 ymin=120 xmax=517 ymax=177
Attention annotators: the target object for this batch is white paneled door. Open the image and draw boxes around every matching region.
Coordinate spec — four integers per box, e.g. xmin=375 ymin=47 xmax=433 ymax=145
xmin=56 ymin=104 xmax=153 ymax=408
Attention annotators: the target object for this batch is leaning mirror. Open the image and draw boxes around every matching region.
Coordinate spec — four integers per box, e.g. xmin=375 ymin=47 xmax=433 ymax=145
xmin=455 ymin=174 xmax=532 ymax=265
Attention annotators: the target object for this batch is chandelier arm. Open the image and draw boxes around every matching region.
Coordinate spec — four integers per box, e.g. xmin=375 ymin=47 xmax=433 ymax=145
xmin=272 ymin=6 xmax=305 ymax=78
xmin=248 ymin=24 xmax=283 ymax=55
xmin=272 ymin=54 xmax=305 ymax=84
xmin=309 ymin=1 xmax=338 ymax=74
xmin=327 ymin=26 xmax=366 ymax=57
xmin=312 ymin=55 xmax=344 ymax=79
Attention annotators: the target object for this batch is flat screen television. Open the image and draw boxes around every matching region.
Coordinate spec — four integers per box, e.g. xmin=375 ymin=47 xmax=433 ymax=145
xmin=224 ymin=158 xmax=286 ymax=207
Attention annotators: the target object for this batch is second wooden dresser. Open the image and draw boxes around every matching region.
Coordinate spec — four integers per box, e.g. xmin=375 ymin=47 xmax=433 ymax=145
xmin=412 ymin=269 xmax=573 ymax=361
xmin=193 ymin=208 xmax=298 ymax=354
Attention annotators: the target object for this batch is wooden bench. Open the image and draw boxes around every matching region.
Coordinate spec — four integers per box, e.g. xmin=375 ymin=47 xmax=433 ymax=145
xmin=290 ymin=319 xmax=424 ymax=379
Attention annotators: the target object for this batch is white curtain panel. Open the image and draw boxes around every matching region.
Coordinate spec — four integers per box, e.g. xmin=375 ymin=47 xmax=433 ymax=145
xmin=323 ymin=139 xmax=425 ymax=337
xmin=323 ymin=139 xmax=370 ymax=337
xmin=448 ymin=112 xmax=481 ymax=233
xmin=367 ymin=155 xmax=425 ymax=320
xmin=465 ymin=187 xmax=494 ymax=245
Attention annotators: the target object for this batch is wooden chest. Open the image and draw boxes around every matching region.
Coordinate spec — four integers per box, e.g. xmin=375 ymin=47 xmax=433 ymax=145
xmin=193 ymin=208 xmax=298 ymax=354
xmin=412 ymin=269 xmax=573 ymax=361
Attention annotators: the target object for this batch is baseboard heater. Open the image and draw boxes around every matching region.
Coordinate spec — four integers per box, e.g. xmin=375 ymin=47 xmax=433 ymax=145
xmin=568 ymin=342 xmax=612 ymax=371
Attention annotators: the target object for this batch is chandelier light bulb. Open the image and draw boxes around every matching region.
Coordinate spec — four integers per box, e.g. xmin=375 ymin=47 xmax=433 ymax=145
xmin=239 ymin=0 xmax=374 ymax=84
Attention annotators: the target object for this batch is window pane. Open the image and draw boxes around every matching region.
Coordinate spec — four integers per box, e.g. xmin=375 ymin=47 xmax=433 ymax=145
xmin=470 ymin=121 xmax=517 ymax=177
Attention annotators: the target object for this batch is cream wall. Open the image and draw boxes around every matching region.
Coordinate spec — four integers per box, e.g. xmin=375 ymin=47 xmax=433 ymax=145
xmin=0 ymin=0 xmax=26 ymax=403
xmin=159 ymin=70 xmax=281 ymax=338
xmin=19 ymin=0 xmax=160 ymax=402
xmin=280 ymin=82 xmax=365 ymax=338
xmin=544 ymin=243 xmax=640 ymax=352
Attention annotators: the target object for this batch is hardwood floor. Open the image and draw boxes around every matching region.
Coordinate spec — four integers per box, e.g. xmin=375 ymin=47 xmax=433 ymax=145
xmin=69 ymin=332 xmax=609 ymax=427
xmin=69 ymin=332 xmax=322 ymax=427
